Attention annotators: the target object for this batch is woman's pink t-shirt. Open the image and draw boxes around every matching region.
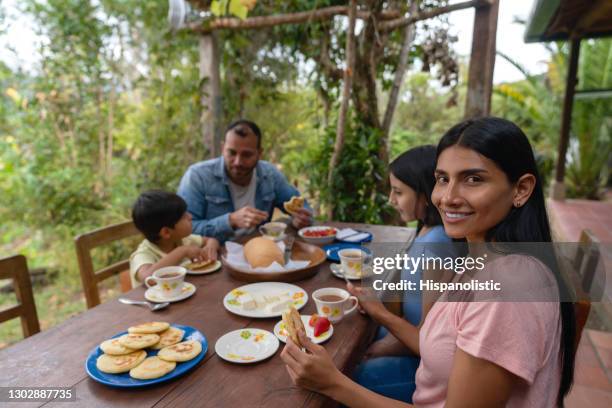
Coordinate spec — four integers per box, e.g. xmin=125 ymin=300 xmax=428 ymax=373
xmin=413 ymin=255 xmax=562 ymax=407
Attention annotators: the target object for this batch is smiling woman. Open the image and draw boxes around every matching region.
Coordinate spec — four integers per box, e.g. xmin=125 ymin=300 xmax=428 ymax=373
xmin=279 ymin=117 xmax=576 ymax=408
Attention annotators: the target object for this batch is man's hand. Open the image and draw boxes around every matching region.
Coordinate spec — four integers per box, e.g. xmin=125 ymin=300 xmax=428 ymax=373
xmin=229 ymin=206 xmax=268 ymax=229
xmin=291 ymin=207 xmax=313 ymax=229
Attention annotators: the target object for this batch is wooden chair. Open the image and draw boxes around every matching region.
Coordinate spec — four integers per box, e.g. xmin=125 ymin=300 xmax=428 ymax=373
xmin=556 ymin=229 xmax=600 ymax=352
xmin=75 ymin=220 xmax=140 ymax=309
xmin=0 ymin=255 xmax=40 ymax=338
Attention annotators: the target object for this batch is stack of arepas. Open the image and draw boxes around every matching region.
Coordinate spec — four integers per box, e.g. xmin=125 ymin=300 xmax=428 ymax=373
xmin=244 ymin=237 xmax=285 ymax=268
xmin=95 ymin=321 xmax=202 ymax=380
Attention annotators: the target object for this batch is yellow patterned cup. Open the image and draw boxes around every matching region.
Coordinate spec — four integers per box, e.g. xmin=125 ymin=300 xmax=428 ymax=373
xmin=312 ymin=288 xmax=358 ymax=323
xmin=338 ymin=248 xmax=369 ymax=278
xmin=144 ymin=266 xmax=187 ymax=298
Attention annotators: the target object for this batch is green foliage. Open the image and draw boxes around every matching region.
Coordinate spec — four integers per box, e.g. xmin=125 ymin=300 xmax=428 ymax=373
xmin=390 ymin=71 xmax=463 ymax=158
xmin=295 ymin=116 xmax=392 ymax=224
xmin=493 ymin=39 xmax=612 ymax=197
xmin=566 ymin=39 xmax=612 ymax=199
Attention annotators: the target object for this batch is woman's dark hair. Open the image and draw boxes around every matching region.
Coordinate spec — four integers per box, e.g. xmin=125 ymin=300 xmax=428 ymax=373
xmin=389 ymin=145 xmax=443 ymax=231
xmin=132 ymin=190 xmax=187 ymax=242
xmin=436 ymin=117 xmax=575 ymax=407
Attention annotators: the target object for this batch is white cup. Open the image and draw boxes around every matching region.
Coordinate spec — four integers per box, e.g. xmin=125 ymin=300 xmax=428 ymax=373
xmin=312 ymin=287 xmax=359 ymax=323
xmin=258 ymin=222 xmax=287 ymax=241
xmin=338 ymin=248 xmax=370 ymax=277
xmin=145 ymin=266 xmax=187 ymax=298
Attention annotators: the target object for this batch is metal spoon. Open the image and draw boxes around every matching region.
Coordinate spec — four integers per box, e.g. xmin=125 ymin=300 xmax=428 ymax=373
xmin=118 ymin=298 xmax=169 ymax=311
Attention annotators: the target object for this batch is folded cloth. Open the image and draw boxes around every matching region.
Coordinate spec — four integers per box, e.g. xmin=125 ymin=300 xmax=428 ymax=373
xmin=224 ymin=241 xmax=310 ymax=272
xmin=344 ymin=233 xmax=370 ymax=242
xmin=336 ymin=228 xmax=358 ymax=239
xmin=336 ymin=228 xmax=370 ymax=242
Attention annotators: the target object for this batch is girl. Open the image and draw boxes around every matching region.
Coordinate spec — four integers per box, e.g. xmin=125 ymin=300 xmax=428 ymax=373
xmin=280 ymin=117 xmax=575 ymax=407
xmin=353 ymin=145 xmax=452 ymax=403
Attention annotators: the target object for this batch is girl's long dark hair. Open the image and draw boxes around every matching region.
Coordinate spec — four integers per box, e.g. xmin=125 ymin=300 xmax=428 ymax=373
xmin=389 ymin=145 xmax=443 ymax=232
xmin=437 ymin=117 xmax=575 ymax=407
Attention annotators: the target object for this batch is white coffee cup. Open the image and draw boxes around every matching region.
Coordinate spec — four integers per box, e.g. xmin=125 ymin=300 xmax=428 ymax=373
xmin=312 ymin=287 xmax=359 ymax=323
xmin=145 ymin=266 xmax=187 ymax=298
xmin=338 ymin=248 xmax=370 ymax=278
xmin=258 ymin=222 xmax=287 ymax=241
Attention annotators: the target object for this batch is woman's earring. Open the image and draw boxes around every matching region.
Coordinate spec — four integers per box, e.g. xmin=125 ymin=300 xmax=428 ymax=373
xmin=514 ymin=201 xmax=522 ymax=208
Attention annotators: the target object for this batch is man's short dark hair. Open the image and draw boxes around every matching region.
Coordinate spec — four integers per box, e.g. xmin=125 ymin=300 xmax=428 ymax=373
xmin=225 ymin=119 xmax=262 ymax=148
xmin=132 ymin=190 xmax=187 ymax=243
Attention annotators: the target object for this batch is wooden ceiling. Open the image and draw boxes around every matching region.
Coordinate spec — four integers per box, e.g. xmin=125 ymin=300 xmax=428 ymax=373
xmin=525 ymin=0 xmax=612 ymax=42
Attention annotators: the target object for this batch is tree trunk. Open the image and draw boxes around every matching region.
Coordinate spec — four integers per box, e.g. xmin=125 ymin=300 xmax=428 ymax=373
xmin=326 ymin=0 xmax=357 ymax=220
xmin=199 ymin=33 xmax=223 ymax=158
xmin=382 ymin=1 xmax=419 ymax=143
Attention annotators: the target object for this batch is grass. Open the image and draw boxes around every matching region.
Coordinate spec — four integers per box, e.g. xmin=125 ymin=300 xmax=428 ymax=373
xmin=0 ymin=221 xmax=131 ymax=349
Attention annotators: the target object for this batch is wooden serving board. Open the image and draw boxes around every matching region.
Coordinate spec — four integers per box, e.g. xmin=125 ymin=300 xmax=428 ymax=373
xmin=224 ymin=240 xmax=326 ymax=282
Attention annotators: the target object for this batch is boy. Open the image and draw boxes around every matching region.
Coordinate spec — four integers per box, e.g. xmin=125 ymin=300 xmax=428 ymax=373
xmin=129 ymin=190 xmax=220 ymax=287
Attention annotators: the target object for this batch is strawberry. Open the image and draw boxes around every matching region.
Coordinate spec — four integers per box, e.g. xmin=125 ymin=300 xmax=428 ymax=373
xmin=313 ymin=316 xmax=330 ymax=337
xmin=308 ymin=314 xmax=319 ymax=327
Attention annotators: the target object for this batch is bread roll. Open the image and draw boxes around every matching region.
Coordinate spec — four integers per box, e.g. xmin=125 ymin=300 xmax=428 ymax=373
xmin=244 ymin=237 xmax=285 ymax=268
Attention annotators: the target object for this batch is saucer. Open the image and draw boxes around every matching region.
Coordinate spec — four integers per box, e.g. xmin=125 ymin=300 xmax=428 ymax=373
xmin=330 ymin=263 xmax=362 ymax=281
xmin=186 ymin=260 xmax=222 ymax=275
xmin=145 ymin=282 xmax=196 ymax=303
xmin=215 ymin=329 xmax=279 ymax=364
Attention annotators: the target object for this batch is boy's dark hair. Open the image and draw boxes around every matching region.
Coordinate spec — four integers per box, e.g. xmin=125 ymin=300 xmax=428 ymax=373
xmin=225 ymin=119 xmax=262 ymax=148
xmin=132 ymin=190 xmax=187 ymax=243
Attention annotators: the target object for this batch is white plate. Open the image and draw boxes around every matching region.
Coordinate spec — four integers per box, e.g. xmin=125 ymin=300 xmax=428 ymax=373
xmin=186 ymin=260 xmax=222 ymax=275
xmin=145 ymin=282 xmax=196 ymax=303
xmin=273 ymin=315 xmax=333 ymax=344
xmin=215 ymin=329 xmax=279 ymax=364
xmin=330 ymin=263 xmax=362 ymax=281
xmin=223 ymin=282 xmax=308 ymax=318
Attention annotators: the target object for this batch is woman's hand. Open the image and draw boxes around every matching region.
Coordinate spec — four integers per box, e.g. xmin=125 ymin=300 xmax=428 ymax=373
xmin=203 ymin=238 xmax=220 ymax=261
xmin=346 ymin=282 xmax=389 ymax=324
xmin=280 ymin=330 xmax=344 ymax=396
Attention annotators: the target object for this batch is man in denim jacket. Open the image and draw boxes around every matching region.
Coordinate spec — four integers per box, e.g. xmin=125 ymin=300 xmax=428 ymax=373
xmin=178 ymin=120 xmax=313 ymax=242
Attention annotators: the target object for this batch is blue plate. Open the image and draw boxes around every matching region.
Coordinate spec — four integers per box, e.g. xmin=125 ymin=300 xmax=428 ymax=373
xmin=323 ymin=243 xmax=372 ymax=263
xmin=335 ymin=231 xmax=373 ymax=243
xmin=85 ymin=324 xmax=207 ymax=388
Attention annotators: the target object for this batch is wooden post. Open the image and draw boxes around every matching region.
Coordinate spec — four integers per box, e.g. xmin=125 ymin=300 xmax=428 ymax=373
xmin=199 ymin=33 xmax=222 ymax=157
xmin=551 ymin=38 xmax=581 ymax=201
xmin=464 ymin=0 xmax=499 ymax=118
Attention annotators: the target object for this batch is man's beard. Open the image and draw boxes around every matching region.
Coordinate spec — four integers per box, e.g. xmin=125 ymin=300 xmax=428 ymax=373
xmin=227 ymin=164 xmax=255 ymax=181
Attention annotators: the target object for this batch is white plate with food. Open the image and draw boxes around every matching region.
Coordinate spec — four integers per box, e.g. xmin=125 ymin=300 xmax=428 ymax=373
xmin=184 ymin=260 xmax=222 ymax=275
xmin=223 ymin=282 xmax=308 ymax=318
xmin=297 ymin=226 xmax=338 ymax=245
xmin=274 ymin=314 xmax=333 ymax=345
xmin=215 ymin=329 xmax=279 ymax=364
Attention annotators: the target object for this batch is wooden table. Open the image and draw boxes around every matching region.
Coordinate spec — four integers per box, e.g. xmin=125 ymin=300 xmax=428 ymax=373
xmin=0 ymin=223 xmax=414 ymax=408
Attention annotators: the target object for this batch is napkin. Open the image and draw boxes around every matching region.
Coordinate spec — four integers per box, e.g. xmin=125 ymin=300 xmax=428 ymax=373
xmin=223 ymin=241 xmax=310 ymax=272
xmin=336 ymin=228 xmax=370 ymax=242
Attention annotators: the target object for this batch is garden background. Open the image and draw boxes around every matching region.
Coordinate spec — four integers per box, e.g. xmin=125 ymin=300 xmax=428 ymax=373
xmin=0 ymin=0 xmax=610 ymax=347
